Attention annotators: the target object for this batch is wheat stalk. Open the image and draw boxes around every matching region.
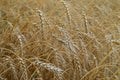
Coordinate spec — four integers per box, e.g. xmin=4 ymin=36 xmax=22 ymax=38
xmin=57 ymin=25 xmax=77 ymax=54
xmin=18 ymin=57 xmax=28 ymax=80
xmin=34 ymin=58 xmax=63 ymax=73
xmin=82 ymin=11 xmax=89 ymax=33
xmin=51 ymin=47 xmax=66 ymax=68
xmin=37 ymin=10 xmax=45 ymax=40
xmin=14 ymin=27 xmax=27 ymax=56
xmin=34 ymin=58 xmax=64 ymax=80
xmin=2 ymin=56 xmax=18 ymax=80
xmin=60 ymin=0 xmax=71 ymax=26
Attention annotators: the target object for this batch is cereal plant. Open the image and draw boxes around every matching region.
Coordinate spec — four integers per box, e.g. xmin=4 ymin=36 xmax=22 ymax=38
xmin=0 ymin=0 xmax=120 ymax=80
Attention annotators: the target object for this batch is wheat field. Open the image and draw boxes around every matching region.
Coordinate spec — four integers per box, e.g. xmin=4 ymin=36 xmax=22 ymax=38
xmin=0 ymin=0 xmax=120 ymax=80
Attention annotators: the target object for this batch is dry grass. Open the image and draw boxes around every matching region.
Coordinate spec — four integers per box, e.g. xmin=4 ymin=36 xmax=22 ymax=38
xmin=0 ymin=0 xmax=120 ymax=80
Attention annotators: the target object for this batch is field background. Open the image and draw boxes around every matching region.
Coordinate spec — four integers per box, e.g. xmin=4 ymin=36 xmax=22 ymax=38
xmin=0 ymin=0 xmax=120 ymax=80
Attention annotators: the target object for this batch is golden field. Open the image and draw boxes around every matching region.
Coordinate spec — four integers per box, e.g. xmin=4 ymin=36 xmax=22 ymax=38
xmin=0 ymin=0 xmax=120 ymax=80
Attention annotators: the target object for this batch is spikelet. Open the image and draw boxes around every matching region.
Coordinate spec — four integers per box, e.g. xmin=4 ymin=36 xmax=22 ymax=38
xmin=73 ymin=54 xmax=83 ymax=77
xmin=30 ymin=68 xmax=43 ymax=80
xmin=37 ymin=10 xmax=45 ymax=40
xmin=2 ymin=56 xmax=18 ymax=80
xmin=79 ymin=32 xmax=102 ymax=50
xmin=60 ymin=0 xmax=71 ymax=26
xmin=51 ymin=47 xmax=66 ymax=68
xmin=0 ymin=75 xmax=6 ymax=80
xmin=34 ymin=59 xmax=63 ymax=74
xmin=52 ymin=34 xmax=66 ymax=44
xmin=14 ymin=27 xmax=27 ymax=56
xmin=57 ymin=25 xmax=78 ymax=54
xmin=82 ymin=11 xmax=89 ymax=33
xmin=18 ymin=57 xmax=28 ymax=80
xmin=79 ymin=38 xmax=89 ymax=73
xmin=34 ymin=58 xmax=63 ymax=80
xmin=111 ymin=39 xmax=120 ymax=45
